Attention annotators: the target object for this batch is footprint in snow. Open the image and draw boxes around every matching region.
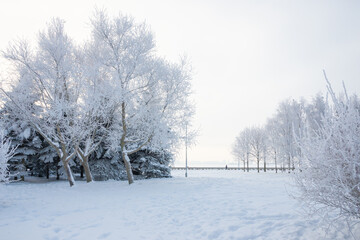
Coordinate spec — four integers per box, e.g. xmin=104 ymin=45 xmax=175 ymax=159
xmin=228 ymin=225 xmax=239 ymax=232
xmin=208 ymin=229 xmax=223 ymax=239
xmin=98 ymin=232 xmax=111 ymax=239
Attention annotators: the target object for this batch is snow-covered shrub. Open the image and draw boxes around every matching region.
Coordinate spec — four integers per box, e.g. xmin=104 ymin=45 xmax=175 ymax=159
xmin=1 ymin=108 xmax=57 ymax=178
xmin=0 ymin=130 xmax=16 ymax=182
xmin=131 ymin=150 xmax=172 ymax=179
xmin=89 ymin=153 xmax=127 ymax=181
xmin=295 ymin=79 xmax=360 ymax=221
xmin=88 ymin=149 xmax=172 ymax=181
xmin=7 ymin=123 xmax=42 ymax=176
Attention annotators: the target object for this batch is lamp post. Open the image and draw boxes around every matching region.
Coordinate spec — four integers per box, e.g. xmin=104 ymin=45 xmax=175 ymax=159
xmin=185 ymin=124 xmax=188 ymax=178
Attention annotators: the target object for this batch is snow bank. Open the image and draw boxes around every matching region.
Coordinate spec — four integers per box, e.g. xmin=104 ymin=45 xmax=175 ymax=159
xmin=0 ymin=170 xmax=358 ymax=240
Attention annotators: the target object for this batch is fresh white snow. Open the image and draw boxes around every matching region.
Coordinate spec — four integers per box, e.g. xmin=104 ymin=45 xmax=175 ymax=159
xmin=0 ymin=170 xmax=359 ymax=240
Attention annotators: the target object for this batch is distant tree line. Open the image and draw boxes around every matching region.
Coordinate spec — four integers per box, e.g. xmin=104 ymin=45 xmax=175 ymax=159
xmin=232 ymin=92 xmax=326 ymax=173
xmin=0 ymin=9 xmax=194 ymax=186
xmin=233 ymin=76 xmax=360 ymax=222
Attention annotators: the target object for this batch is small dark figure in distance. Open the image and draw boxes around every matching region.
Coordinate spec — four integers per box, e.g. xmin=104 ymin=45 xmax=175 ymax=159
xmin=225 ymin=165 xmax=228 ymax=170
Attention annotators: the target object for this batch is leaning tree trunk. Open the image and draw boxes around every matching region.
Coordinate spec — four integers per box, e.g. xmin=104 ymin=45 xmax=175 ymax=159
xmin=122 ymin=152 xmax=134 ymax=184
xmin=77 ymin=151 xmax=93 ymax=183
xmin=62 ymin=157 xmax=75 ymax=187
xmin=31 ymin=124 xmax=75 ymax=186
xmin=81 ymin=158 xmax=93 ymax=183
xmin=56 ymin=127 xmax=75 ymax=186
xmin=57 ymin=139 xmax=76 ymax=187
xmin=120 ymin=102 xmax=134 ymax=185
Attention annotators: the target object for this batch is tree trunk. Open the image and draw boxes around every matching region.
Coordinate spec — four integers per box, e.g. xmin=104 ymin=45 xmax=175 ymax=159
xmin=62 ymin=159 xmax=75 ymax=187
xmin=77 ymin=151 xmax=93 ymax=183
xmin=122 ymin=152 xmax=134 ymax=184
xmin=56 ymin=165 xmax=60 ymax=180
xmin=120 ymin=102 xmax=134 ymax=184
xmin=81 ymin=158 xmax=93 ymax=183
xmin=264 ymin=160 xmax=266 ymax=172
xmin=46 ymin=164 xmax=49 ymax=179
xmin=243 ymin=160 xmax=245 ymax=172
xmin=246 ymin=153 xmax=249 ymax=172
xmin=274 ymin=150 xmax=277 ymax=173
xmin=263 ymin=153 xmax=266 ymax=173
xmin=288 ymin=156 xmax=291 ymax=173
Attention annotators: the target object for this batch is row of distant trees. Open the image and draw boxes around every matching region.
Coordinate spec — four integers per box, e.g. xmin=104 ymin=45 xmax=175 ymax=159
xmin=232 ymin=92 xmax=326 ymax=173
xmin=233 ymin=76 xmax=360 ymax=222
xmin=0 ymin=9 xmax=194 ymax=186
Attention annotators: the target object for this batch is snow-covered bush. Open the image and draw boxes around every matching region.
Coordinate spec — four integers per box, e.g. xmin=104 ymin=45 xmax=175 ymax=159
xmin=295 ymin=78 xmax=360 ymax=221
xmin=88 ymin=148 xmax=172 ymax=181
xmin=0 ymin=130 xmax=16 ymax=182
xmin=0 ymin=106 xmax=59 ymax=178
xmin=131 ymin=150 xmax=172 ymax=179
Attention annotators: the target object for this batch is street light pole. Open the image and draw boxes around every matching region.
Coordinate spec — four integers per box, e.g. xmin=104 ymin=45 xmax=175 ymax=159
xmin=185 ymin=124 xmax=188 ymax=178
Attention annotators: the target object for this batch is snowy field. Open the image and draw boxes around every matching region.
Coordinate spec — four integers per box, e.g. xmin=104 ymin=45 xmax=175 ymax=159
xmin=0 ymin=170 xmax=359 ymax=240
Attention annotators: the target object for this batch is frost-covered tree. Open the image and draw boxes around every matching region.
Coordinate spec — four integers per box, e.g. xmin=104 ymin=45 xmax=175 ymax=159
xmin=89 ymin=10 xmax=193 ymax=184
xmin=265 ymin=118 xmax=282 ymax=173
xmin=304 ymin=93 xmax=326 ymax=134
xmin=248 ymin=127 xmax=266 ymax=173
xmin=295 ymin=77 xmax=360 ymax=221
xmin=1 ymin=18 xmax=121 ymax=186
xmin=1 ymin=19 xmax=83 ymax=186
xmin=268 ymin=99 xmax=306 ymax=171
xmin=261 ymin=133 xmax=269 ymax=172
xmin=73 ymin=57 xmax=115 ymax=183
xmin=232 ymin=128 xmax=251 ymax=172
xmin=232 ymin=134 xmax=246 ymax=171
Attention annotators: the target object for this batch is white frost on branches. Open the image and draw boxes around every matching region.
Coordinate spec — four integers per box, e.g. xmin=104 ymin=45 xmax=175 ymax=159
xmin=0 ymin=130 xmax=16 ymax=183
xmin=0 ymin=9 xmax=194 ymax=186
xmin=295 ymin=75 xmax=360 ymax=221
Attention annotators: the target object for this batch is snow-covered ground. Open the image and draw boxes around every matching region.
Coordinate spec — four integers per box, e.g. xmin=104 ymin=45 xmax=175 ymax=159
xmin=0 ymin=170 xmax=359 ymax=240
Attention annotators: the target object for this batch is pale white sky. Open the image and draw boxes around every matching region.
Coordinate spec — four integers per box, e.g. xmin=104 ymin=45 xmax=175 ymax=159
xmin=1 ymin=0 xmax=360 ymax=167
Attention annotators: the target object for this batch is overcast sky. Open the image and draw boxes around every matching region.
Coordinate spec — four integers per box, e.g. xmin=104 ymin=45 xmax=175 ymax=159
xmin=1 ymin=0 xmax=360 ymax=167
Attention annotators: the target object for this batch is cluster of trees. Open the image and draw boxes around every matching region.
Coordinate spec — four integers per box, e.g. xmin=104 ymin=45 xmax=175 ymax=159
xmin=233 ymin=75 xmax=360 ymax=222
xmin=0 ymin=10 xmax=194 ymax=186
xmin=232 ymin=93 xmax=325 ymax=173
